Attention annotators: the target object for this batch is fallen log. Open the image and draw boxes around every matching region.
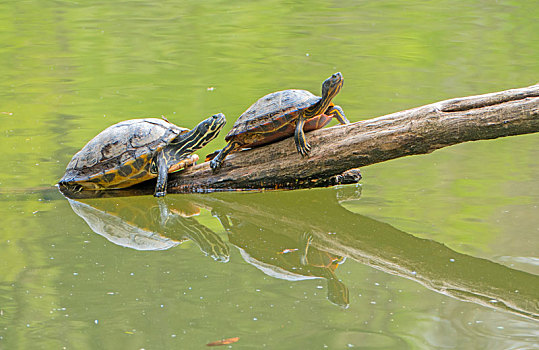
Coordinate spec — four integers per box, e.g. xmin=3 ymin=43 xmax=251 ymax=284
xmin=168 ymin=84 xmax=539 ymax=192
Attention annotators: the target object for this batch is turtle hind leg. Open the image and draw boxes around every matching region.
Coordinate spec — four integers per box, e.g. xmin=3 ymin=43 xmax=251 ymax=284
xmin=326 ymin=105 xmax=349 ymax=124
xmin=294 ymin=115 xmax=311 ymax=157
xmin=154 ymin=153 xmax=169 ymax=197
xmin=210 ymin=141 xmax=241 ymax=172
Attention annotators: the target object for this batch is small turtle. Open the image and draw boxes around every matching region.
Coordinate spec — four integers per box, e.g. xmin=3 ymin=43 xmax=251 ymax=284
xmin=59 ymin=113 xmax=226 ymax=197
xmin=208 ymin=73 xmax=348 ymax=171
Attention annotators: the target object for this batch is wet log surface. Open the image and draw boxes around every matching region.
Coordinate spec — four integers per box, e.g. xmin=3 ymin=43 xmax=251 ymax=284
xmin=168 ymin=84 xmax=539 ymax=193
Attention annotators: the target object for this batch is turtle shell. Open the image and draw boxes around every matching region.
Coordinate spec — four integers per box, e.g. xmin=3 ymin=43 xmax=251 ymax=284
xmin=60 ymin=118 xmax=189 ymax=189
xmin=225 ymin=89 xmax=321 ymax=142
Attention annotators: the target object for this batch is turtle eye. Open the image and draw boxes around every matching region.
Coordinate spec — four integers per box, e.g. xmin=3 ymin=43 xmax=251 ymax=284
xmin=200 ymin=122 xmax=209 ymax=133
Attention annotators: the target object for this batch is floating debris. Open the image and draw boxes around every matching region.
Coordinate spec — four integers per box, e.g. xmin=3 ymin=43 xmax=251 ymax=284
xmin=206 ymin=337 xmax=239 ymax=346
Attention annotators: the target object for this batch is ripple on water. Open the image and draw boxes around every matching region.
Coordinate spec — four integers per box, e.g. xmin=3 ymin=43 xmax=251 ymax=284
xmin=449 ymin=306 xmax=539 ymax=349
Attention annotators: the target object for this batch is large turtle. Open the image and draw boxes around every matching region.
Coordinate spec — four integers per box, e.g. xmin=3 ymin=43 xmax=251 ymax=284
xmin=208 ymin=72 xmax=348 ymax=171
xmin=59 ymin=113 xmax=226 ymax=197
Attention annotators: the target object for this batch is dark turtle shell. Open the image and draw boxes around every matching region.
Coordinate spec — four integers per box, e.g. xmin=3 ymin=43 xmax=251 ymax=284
xmin=60 ymin=118 xmax=189 ymax=189
xmin=225 ymin=89 xmax=321 ymax=142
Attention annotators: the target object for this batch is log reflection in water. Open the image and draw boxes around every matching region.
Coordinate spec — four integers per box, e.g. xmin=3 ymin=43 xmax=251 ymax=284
xmin=59 ymin=185 xmax=539 ymax=318
xmin=189 ymin=186 xmax=539 ymax=320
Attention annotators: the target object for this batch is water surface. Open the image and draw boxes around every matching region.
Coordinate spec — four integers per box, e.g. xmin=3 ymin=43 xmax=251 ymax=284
xmin=1 ymin=0 xmax=538 ymax=349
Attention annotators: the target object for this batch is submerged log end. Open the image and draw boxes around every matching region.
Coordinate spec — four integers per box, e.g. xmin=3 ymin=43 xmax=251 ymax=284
xmin=327 ymin=168 xmax=363 ymax=186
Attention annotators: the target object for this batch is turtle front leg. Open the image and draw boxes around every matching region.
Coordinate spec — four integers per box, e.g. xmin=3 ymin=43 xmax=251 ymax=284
xmin=326 ymin=105 xmax=349 ymax=124
xmin=294 ymin=114 xmax=311 ymax=157
xmin=154 ymin=153 xmax=169 ymax=197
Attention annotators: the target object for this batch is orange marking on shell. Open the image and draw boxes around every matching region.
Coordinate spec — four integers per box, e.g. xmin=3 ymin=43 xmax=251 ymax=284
xmin=78 ymin=154 xmax=154 ymax=189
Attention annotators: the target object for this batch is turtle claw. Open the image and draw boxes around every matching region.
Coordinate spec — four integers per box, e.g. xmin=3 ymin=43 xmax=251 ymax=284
xmin=210 ymin=159 xmax=221 ymax=172
xmin=297 ymin=141 xmax=311 ymax=157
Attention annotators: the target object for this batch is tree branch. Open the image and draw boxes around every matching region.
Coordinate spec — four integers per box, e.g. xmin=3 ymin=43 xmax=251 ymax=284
xmin=168 ymin=84 xmax=539 ymax=192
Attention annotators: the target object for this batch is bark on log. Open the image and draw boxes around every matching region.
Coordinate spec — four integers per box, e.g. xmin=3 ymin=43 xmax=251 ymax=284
xmin=168 ymin=84 xmax=539 ymax=192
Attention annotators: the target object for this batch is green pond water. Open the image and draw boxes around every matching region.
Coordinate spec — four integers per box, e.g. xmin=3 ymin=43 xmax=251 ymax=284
xmin=1 ymin=0 xmax=538 ymax=349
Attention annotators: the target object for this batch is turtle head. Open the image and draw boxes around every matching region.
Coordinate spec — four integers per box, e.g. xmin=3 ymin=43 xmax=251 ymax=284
xmin=167 ymin=113 xmax=226 ymax=160
xmin=192 ymin=113 xmax=227 ymax=143
xmin=321 ymin=72 xmax=343 ymax=101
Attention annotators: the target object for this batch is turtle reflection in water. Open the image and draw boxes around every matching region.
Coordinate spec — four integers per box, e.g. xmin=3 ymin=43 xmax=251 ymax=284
xmin=66 ymin=196 xmax=229 ymax=262
xmin=215 ymin=214 xmax=349 ymax=307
